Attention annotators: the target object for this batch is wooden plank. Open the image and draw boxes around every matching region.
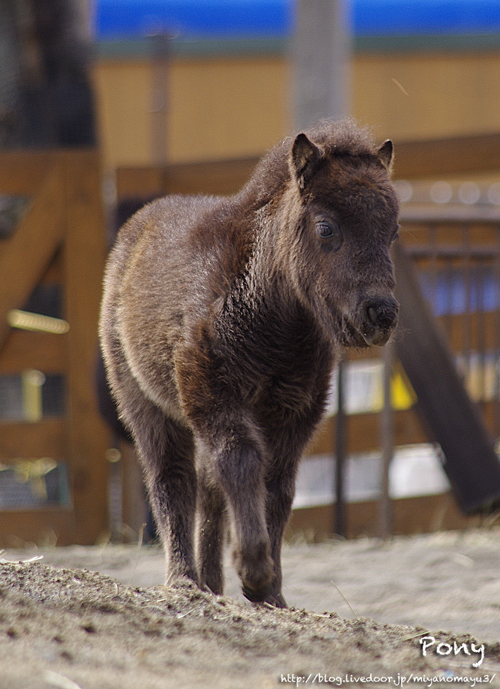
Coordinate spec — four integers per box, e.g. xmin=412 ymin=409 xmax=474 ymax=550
xmin=400 ymin=224 xmax=500 ymax=252
xmin=0 ymin=508 xmax=74 ymax=547
xmin=394 ymin=242 xmax=500 ymax=512
xmin=117 ymin=132 xmax=500 ymax=198
xmin=0 ymin=151 xmax=56 ymax=195
xmin=345 ymin=313 xmax=500 ymax=363
xmin=287 ymin=492 xmax=482 ymax=540
xmin=308 ymin=399 xmax=500 ymax=457
xmin=0 ymin=419 xmax=65 ymax=459
xmin=395 ymin=132 xmax=500 ymax=179
xmin=116 ymin=157 xmax=259 ymax=199
xmin=401 ymin=205 xmax=500 ymax=223
xmin=160 ymin=157 xmax=259 ymax=196
xmin=0 ymin=330 xmax=67 ymax=374
xmin=433 ymin=311 xmax=497 ymax=355
xmin=115 ymin=166 xmax=166 ymax=199
xmin=308 ymin=408 xmax=427 ymax=456
xmin=63 ymin=150 xmax=111 ymax=544
xmin=115 ymin=130 xmax=500 ymax=200
xmin=0 ymin=163 xmax=65 ymax=351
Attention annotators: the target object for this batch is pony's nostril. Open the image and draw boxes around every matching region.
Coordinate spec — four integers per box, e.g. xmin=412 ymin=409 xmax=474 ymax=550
xmin=367 ymin=305 xmax=378 ymax=326
xmin=365 ymin=299 xmax=398 ymax=331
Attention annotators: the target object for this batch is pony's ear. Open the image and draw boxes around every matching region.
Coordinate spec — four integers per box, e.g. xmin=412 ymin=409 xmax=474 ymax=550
xmin=377 ymin=139 xmax=394 ymax=171
xmin=291 ymin=133 xmax=322 ymax=189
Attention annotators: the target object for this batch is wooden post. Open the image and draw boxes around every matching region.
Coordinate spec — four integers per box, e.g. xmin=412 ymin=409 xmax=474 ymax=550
xmin=292 ymin=0 xmax=352 ymax=130
xmin=121 ymin=442 xmax=149 ymax=539
xmin=63 ymin=150 xmax=110 ymax=544
xmin=149 ymin=33 xmax=170 ymax=166
xmin=0 ymin=160 xmax=65 ymax=351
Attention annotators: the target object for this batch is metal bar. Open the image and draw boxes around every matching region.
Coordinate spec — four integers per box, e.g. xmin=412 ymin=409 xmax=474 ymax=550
xmin=334 ymin=357 xmax=347 ymax=537
xmin=494 ymin=225 xmax=500 ymax=439
xmin=477 ymin=262 xmax=487 ymax=409
xmin=379 ymin=341 xmax=394 ymax=540
xmin=406 ymin=245 xmax=496 ymax=260
xmin=462 ymin=224 xmax=472 ymax=382
xmin=444 ymin=257 xmax=454 ymax=339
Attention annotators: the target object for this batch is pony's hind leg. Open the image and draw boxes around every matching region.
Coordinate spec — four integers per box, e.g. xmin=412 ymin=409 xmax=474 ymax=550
xmin=107 ymin=357 xmax=197 ymax=583
xmin=136 ymin=411 xmax=198 ymax=585
xmin=101 ymin=282 xmax=198 ymax=585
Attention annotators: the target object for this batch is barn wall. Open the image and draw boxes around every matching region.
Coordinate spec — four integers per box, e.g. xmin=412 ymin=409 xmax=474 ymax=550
xmin=92 ymin=44 xmax=500 ymax=170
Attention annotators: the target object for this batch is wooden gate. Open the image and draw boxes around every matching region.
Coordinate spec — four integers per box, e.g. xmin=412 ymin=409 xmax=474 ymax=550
xmin=0 ymin=150 xmax=109 ymax=546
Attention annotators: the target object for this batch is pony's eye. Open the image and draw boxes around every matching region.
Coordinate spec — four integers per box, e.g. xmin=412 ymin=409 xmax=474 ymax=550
xmin=316 ymin=221 xmax=334 ymax=238
xmin=315 ymin=220 xmax=343 ymax=250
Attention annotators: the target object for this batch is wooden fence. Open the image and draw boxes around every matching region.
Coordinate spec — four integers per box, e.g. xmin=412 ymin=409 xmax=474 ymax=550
xmin=0 ymin=150 xmax=109 ymax=546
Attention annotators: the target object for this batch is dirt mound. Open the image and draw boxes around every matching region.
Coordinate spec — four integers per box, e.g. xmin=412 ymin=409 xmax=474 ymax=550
xmin=0 ymin=561 xmax=498 ymax=688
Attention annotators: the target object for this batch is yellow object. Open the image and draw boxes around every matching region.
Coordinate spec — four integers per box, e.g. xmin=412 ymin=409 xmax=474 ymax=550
xmin=371 ymin=364 xmax=417 ymax=412
xmin=391 ymin=369 xmax=417 ymax=410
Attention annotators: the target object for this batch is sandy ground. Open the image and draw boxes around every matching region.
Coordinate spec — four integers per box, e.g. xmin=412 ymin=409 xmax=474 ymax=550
xmin=0 ymin=528 xmax=499 ymax=688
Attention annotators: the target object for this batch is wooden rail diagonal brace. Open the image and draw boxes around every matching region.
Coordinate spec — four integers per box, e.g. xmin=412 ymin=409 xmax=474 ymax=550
xmin=393 ymin=242 xmax=500 ymax=513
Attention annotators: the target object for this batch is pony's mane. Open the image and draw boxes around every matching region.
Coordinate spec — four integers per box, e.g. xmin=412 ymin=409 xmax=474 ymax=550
xmin=305 ymin=118 xmax=381 ymax=158
xmin=243 ymin=119 xmax=382 ymax=206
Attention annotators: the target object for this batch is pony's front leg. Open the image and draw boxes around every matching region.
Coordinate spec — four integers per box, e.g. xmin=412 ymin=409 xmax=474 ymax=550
xmin=176 ymin=349 xmax=273 ymax=602
xmin=197 ymin=425 xmax=274 ymax=603
xmin=263 ymin=419 xmax=322 ymax=608
xmin=263 ymin=472 xmax=296 ymax=608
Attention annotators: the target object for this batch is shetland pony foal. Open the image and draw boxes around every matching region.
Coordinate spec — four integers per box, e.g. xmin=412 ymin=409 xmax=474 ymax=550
xmin=99 ymin=119 xmax=400 ymax=607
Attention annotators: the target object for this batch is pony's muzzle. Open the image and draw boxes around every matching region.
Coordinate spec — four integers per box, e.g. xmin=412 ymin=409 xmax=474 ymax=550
xmin=361 ymin=296 xmax=399 ymax=346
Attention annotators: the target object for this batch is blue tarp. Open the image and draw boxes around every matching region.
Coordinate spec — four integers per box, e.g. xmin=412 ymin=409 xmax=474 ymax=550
xmin=96 ymin=0 xmax=500 ymax=40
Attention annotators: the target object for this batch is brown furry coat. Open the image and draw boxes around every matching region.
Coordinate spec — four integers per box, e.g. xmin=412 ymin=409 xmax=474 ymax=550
xmin=99 ymin=119 xmax=399 ymax=607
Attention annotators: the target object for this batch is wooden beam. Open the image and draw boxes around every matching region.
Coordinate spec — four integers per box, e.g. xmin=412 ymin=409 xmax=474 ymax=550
xmin=0 ymin=151 xmax=55 ymax=195
xmin=0 ymin=330 xmax=67 ymax=374
xmin=395 ymin=132 xmax=500 ymax=179
xmin=308 ymin=407 xmax=427 ymax=456
xmin=116 ymin=131 xmax=500 ymax=200
xmin=0 ymin=508 xmax=74 ymax=547
xmin=394 ymin=242 xmax=500 ymax=512
xmin=0 ymin=419 xmax=65 ymax=459
xmin=287 ymin=492 xmax=482 ymax=541
xmin=308 ymin=399 xmax=500 ymax=459
xmin=115 ymin=166 xmax=166 ymax=200
xmin=0 ymin=164 xmax=65 ymax=351
xmin=116 ymin=157 xmax=259 ymax=199
xmin=63 ymin=150 xmax=111 ymax=544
